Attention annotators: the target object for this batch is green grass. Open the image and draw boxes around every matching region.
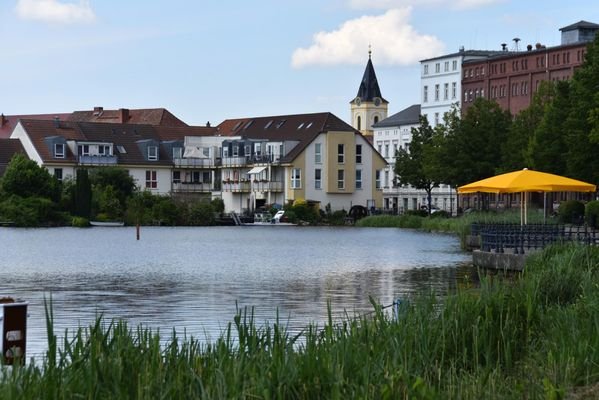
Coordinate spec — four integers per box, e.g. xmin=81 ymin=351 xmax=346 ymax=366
xmin=356 ymin=209 xmax=552 ymax=248
xmin=2 ymin=244 xmax=599 ymax=399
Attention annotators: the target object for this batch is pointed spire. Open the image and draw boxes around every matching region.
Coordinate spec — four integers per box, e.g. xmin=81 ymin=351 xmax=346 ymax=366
xmin=354 ymin=48 xmax=386 ymax=103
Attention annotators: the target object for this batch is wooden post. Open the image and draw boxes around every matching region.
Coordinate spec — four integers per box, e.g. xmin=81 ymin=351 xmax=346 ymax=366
xmin=136 ymin=223 xmax=140 ymax=240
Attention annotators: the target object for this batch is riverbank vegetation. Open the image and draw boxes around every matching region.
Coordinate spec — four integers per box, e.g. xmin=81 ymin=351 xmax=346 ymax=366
xmin=1 ymin=243 xmax=598 ymax=398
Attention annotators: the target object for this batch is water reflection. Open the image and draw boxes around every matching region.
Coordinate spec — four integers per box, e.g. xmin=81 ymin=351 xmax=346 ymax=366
xmin=0 ymin=226 xmax=472 ymax=358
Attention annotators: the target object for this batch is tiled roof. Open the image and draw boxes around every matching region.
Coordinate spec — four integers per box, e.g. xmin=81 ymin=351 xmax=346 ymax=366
xmin=154 ymin=125 xmax=217 ymax=141
xmin=16 ymin=119 xmax=206 ymax=166
xmin=373 ymin=104 xmax=421 ymax=128
xmin=217 ymin=112 xmax=376 ymax=163
xmin=560 ymin=20 xmax=599 ymax=32
xmin=0 ymin=139 xmax=26 ymax=175
xmin=68 ymin=107 xmax=188 ymax=127
xmin=0 ymin=113 xmax=70 ymax=139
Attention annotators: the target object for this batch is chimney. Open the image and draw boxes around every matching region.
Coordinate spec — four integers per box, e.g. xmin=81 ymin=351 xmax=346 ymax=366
xmin=527 ymin=44 xmax=533 ymax=51
xmin=512 ymin=37 xmax=520 ymax=51
xmin=93 ymin=106 xmax=103 ymax=116
xmin=206 ymin=121 xmax=211 ymax=127
xmin=119 ymin=108 xmax=130 ymax=123
xmin=53 ymin=116 xmax=60 ymax=128
xmin=501 ymin=43 xmax=507 ymax=51
xmin=535 ymin=42 xmax=542 ymax=49
xmin=0 ymin=114 xmax=6 ymax=127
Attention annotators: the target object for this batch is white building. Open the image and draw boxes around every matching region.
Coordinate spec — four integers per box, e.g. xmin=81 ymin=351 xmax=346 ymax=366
xmin=420 ymin=49 xmax=501 ymax=127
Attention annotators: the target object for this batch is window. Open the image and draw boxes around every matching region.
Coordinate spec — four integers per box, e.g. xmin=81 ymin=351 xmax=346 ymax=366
xmin=337 ymin=144 xmax=345 ymax=163
xmin=54 ymin=168 xmax=63 ymax=181
xmin=315 ymin=169 xmax=321 ymax=189
xmin=384 ymin=170 xmax=389 ymax=187
xmin=148 ymin=146 xmax=158 ymax=161
xmin=54 ymin=143 xmax=65 ymax=158
xmin=337 ymin=169 xmax=345 ymax=190
xmin=375 ymin=170 xmax=381 ymax=189
xmin=78 ymin=144 xmax=90 ymax=156
xmin=173 ymin=170 xmax=181 ymax=183
xmin=222 ymin=146 xmax=229 ymax=157
xmin=98 ymin=145 xmax=111 ymax=156
xmin=356 ymin=169 xmax=362 ymax=189
xmin=444 ymin=61 xmax=449 ymax=71
xmin=233 ymin=145 xmax=239 ymax=157
xmin=116 ymin=145 xmax=126 ymax=154
xmin=452 ymin=60 xmax=458 ymax=70
xmin=357 ymin=116 xmax=361 ymax=130
xmin=435 ymin=84 xmax=439 ymax=101
xmin=315 ymin=143 xmax=322 ymax=163
xmin=291 ymin=168 xmax=301 ymax=189
xmin=172 ymin=147 xmax=183 ymax=159
xmin=356 ymin=144 xmax=362 ymax=163
xmin=384 ymin=143 xmax=389 ymax=158
xmin=145 ymin=170 xmax=157 ymax=189
xmin=423 ymin=86 xmax=428 ymax=102
xmin=435 ymin=63 xmax=440 ymax=73
xmin=423 ymin=64 xmax=429 ymax=75
xmin=444 ymin=83 xmax=449 ymax=100
xmin=452 ymin=82 xmax=457 ymax=99
xmin=244 ymin=145 xmax=251 ymax=156
xmin=434 ymin=113 xmax=439 ymax=126
xmin=374 ymin=115 xmax=379 ymax=124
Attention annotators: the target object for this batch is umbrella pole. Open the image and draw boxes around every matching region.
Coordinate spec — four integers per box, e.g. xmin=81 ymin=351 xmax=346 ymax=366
xmin=525 ymin=192 xmax=528 ymax=225
xmin=520 ymin=193 xmax=523 ymax=226
xmin=543 ymin=192 xmax=547 ymax=224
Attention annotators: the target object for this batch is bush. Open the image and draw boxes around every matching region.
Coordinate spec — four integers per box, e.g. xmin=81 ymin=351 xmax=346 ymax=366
xmin=328 ymin=210 xmax=348 ymax=225
xmin=405 ymin=209 xmax=428 ymax=217
xmin=72 ymin=216 xmax=90 ymax=227
xmin=585 ymin=200 xmax=599 ymax=228
xmin=189 ymin=202 xmax=215 ymax=226
xmin=558 ymin=200 xmax=585 ymax=224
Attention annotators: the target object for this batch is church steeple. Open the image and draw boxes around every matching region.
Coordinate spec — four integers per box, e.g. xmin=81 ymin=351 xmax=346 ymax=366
xmin=355 ymin=49 xmax=387 ymax=103
xmin=350 ymin=49 xmax=388 ymax=139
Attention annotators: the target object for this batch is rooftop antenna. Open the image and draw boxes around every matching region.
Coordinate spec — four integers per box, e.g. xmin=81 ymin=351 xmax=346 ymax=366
xmin=512 ymin=37 xmax=521 ymax=51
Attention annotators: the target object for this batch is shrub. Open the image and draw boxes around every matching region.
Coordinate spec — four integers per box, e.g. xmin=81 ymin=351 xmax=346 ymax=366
xmin=405 ymin=209 xmax=428 ymax=217
xmin=558 ymin=200 xmax=585 ymax=224
xmin=328 ymin=210 xmax=348 ymax=225
xmin=189 ymin=202 xmax=215 ymax=226
xmin=585 ymin=200 xmax=599 ymax=228
xmin=72 ymin=216 xmax=90 ymax=227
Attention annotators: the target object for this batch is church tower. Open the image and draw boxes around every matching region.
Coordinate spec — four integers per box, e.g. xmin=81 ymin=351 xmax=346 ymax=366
xmin=350 ymin=48 xmax=388 ymax=139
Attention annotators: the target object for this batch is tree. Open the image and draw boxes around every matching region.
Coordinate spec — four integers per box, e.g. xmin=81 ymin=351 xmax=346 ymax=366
xmin=504 ymin=81 xmax=558 ymax=173
xmin=74 ymin=169 xmax=92 ymax=218
xmin=441 ymin=98 xmax=512 ymax=188
xmin=394 ymin=116 xmax=440 ymax=214
xmin=89 ymin=167 xmax=136 ymax=208
xmin=0 ymin=154 xmax=59 ymax=200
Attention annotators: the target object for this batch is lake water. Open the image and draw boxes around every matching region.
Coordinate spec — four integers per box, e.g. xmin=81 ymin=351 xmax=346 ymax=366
xmin=0 ymin=226 xmax=471 ymax=359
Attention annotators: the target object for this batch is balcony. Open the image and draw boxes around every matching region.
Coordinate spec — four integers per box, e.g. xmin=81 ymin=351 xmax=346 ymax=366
xmin=174 ymin=158 xmax=216 ymax=168
xmin=78 ymin=155 xmax=118 ymax=166
xmin=220 ymin=157 xmax=247 ymax=167
xmin=250 ymin=181 xmax=283 ymax=192
xmin=221 ymin=181 xmax=251 ymax=192
xmin=172 ymin=182 xmax=214 ymax=193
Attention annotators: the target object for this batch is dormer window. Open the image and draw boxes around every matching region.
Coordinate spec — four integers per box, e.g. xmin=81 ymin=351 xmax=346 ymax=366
xmin=173 ymin=147 xmax=183 ymax=159
xmin=54 ymin=143 xmax=65 ymax=158
xmin=148 ymin=146 xmax=158 ymax=161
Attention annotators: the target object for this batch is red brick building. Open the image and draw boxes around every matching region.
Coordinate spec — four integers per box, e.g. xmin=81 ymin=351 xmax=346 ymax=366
xmin=462 ymin=21 xmax=599 ymax=116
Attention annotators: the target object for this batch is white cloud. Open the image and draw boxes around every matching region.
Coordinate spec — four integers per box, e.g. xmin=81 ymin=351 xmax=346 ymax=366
xmin=291 ymin=8 xmax=444 ymax=68
xmin=349 ymin=0 xmax=502 ymax=10
xmin=16 ymin=0 xmax=95 ymax=24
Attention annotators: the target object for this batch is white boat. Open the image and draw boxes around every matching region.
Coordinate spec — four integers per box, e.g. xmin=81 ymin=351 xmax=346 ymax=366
xmin=90 ymin=221 xmax=125 ymax=227
xmin=249 ymin=210 xmax=296 ymax=226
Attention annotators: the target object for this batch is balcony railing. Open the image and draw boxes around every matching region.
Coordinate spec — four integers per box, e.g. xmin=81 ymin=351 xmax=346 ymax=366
xmin=221 ymin=157 xmax=247 ymax=167
xmin=78 ymin=155 xmax=118 ymax=165
xmin=250 ymin=181 xmax=283 ymax=192
xmin=220 ymin=154 xmax=279 ymax=167
xmin=172 ymin=182 xmax=214 ymax=193
xmin=174 ymin=158 xmax=216 ymax=168
xmin=221 ymin=181 xmax=251 ymax=192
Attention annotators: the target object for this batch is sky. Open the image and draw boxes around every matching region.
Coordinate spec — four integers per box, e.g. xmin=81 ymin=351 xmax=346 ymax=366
xmin=2 ymin=0 xmax=599 ymax=126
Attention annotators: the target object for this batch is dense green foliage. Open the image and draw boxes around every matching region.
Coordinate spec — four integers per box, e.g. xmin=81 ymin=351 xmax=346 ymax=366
xmin=74 ymin=169 xmax=92 ymax=218
xmin=558 ymin=200 xmax=585 ymax=224
xmin=585 ymin=200 xmax=599 ymax=228
xmin=2 ymin=244 xmax=599 ymax=398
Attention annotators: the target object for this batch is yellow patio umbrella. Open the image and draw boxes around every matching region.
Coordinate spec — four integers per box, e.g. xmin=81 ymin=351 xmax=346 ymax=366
xmin=458 ymin=168 xmax=597 ymax=224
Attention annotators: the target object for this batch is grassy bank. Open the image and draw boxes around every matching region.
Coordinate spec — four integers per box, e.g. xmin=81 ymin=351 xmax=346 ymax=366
xmin=1 ymin=244 xmax=598 ymax=399
xmin=356 ymin=210 xmax=549 ymax=247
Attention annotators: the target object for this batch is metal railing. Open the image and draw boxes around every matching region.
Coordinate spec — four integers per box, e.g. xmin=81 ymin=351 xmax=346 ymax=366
xmin=172 ymin=182 xmax=214 ymax=192
xmin=78 ymin=155 xmax=118 ymax=165
xmin=473 ymin=223 xmax=599 ymax=254
xmin=174 ymin=158 xmax=216 ymax=168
